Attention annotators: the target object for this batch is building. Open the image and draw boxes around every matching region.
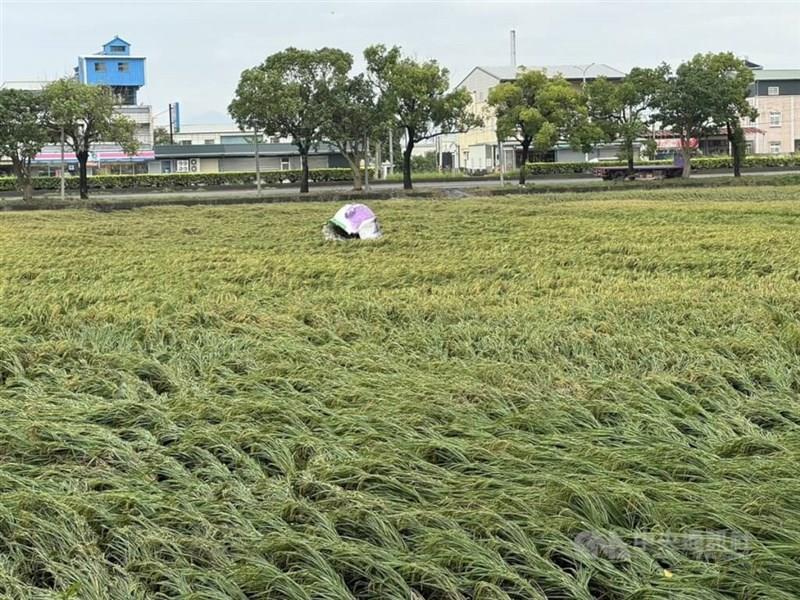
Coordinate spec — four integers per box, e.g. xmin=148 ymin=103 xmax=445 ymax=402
xmin=455 ymin=64 xmax=627 ymax=171
xmin=167 ymin=124 xmax=292 ymax=146
xmin=745 ymin=67 xmax=800 ymax=155
xmin=151 ymin=142 xmax=348 ymax=174
xmin=0 ymin=36 xmax=155 ymax=176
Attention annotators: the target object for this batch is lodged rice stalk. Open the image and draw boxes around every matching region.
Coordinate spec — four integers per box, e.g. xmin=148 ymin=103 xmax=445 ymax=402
xmin=0 ymin=186 xmax=798 ymax=598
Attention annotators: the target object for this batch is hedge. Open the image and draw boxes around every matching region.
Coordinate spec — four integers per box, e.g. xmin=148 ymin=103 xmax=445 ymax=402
xmin=0 ymin=168 xmax=354 ymax=192
xmin=2 ymin=154 xmax=799 ymax=193
xmin=526 ymin=154 xmax=800 ymax=175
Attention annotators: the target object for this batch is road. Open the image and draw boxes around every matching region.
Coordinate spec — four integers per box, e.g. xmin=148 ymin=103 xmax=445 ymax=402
xmin=17 ymin=169 xmax=800 ymax=204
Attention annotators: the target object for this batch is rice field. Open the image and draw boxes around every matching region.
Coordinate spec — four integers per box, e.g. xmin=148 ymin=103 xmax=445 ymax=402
xmin=0 ymin=186 xmax=799 ymax=599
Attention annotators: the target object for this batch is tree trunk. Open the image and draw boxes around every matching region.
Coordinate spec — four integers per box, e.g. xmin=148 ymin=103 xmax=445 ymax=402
xmin=680 ymin=142 xmax=692 ymax=178
xmin=728 ymin=122 xmax=743 ymax=177
xmin=77 ymin=150 xmax=90 ymax=199
xmin=518 ymin=139 xmax=531 ymax=185
xmin=344 ymin=154 xmax=363 ymax=191
xmin=626 ymin=138 xmax=635 ymax=176
xmin=300 ymin=150 xmax=309 ymax=193
xmin=22 ymin=180 xmax=33 ymax=202
xmin=11 ymin=158 xmax=33 ymax=202
xmin=403 ymin=138 xmax=414 ymax=190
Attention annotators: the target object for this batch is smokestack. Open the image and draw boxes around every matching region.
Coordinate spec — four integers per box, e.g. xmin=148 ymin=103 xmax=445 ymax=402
xmin=510 ymin=30 xmax=517 ymax=68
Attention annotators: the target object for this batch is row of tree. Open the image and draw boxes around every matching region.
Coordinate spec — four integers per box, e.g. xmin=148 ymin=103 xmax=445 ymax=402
xmin=0 ymin=79 xmax=138 ymax=200
xmin=230 ymin=48 xmax=758 ymax=190
xmin=229 ymin=45 xmax=480 ymax=192
xmin=0 ymin=49 xmax=759 ymax=199
xmin=492 ymin=51 xmax=757 ymax=184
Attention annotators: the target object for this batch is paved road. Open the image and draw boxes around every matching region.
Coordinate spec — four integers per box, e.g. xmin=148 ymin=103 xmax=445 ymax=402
xmin=20 ymin=169 xmax=800 ymax=204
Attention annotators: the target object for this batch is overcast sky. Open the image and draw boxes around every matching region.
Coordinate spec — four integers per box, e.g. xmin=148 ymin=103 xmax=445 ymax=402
xmin=1 ymin=0 xmax=799 ymax=125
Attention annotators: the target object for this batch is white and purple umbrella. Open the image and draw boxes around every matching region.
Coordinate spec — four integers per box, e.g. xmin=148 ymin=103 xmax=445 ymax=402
xmin=327 ymin=204 xmax=382 ymax=240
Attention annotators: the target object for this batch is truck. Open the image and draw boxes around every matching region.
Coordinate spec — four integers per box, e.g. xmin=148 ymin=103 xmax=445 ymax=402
xmin=592 ymin=155 xmax=685 ymax=181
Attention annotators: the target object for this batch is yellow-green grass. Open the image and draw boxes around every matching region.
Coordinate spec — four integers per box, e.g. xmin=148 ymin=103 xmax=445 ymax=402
xmin=0 ymin=186 xmax=799 ymax=599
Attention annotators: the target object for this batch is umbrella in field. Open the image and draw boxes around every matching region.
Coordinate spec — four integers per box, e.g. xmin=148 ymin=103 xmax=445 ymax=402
xmin=323 ymin=203 xmax=383 ymax=240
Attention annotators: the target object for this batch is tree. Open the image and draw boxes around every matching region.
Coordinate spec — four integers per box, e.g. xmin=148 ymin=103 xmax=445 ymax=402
xmin=153 ymin=126 xmax=172 ymax=145
xmin=703 ymin=53 xmax=758 ymax=177
xmin=365 ymin=45 xmax=480 ymax=190
xmin=44 ymin=79 xmax=138 ymax=199
xmin=489 ymin=70 xmax=592 ymax=185
xmin=652 ymin=53 xmax=756 ymax=178
xmin=229 ymin=47 xmax=352 ymax=193
xmin=323 ymin=74 xmax=389 ymax=190
xmin=586 ymin=65 xmax=669 ymax=175
xmin=0 ymin=89 xmax=49 ymax=201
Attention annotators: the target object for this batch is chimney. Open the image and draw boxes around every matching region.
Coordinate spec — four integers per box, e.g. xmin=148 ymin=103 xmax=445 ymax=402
xmin=510 ymin=30 xmax=517 ymax=68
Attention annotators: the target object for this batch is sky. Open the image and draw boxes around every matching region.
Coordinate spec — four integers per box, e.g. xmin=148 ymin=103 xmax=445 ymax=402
xmin=1 ymin=0 xmax=799 ymax=125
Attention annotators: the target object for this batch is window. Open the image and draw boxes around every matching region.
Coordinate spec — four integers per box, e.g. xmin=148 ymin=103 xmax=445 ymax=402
xmin=745 ymin=141 xmax=754 ymax=155
xmin=94 ymin=62 xmax=106 ymax=72
xmin=204 ymin=139 xmax=214 ymax=145
xmin=280 ymin=158 xmax=290 ymax=170
xmin=795 ymin=139 xmax=800 ymax=153
xmin=770 ymin=141 xmax=781 ymax=154
xmin=111 ymin=45 xmax=126 ymax=53
xmin=180 ymin=140 xmax=192 ymax=146
xmin=117 ymin=62 xmax=129 ymax=72
xmin=767 ymin=86 xmax=780 ymax=96
xmin=769 ymin=111 xmax=782 ymax=127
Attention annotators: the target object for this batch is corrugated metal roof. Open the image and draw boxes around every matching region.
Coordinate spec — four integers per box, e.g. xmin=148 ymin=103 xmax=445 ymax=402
xmin=752 ymin=69 xmax=800 ymax=81
xmin=478 ymin=64 xmax=627 ymax=81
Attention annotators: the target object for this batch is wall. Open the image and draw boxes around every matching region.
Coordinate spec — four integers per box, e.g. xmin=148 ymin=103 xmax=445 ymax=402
xmin=82 ymin=57 xmax=146 ymax=87
xmin=747 ymin=94 xmax=799 ymax=154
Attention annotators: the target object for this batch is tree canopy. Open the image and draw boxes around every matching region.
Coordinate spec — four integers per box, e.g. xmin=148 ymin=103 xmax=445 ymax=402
xmin=586 ymin=65 xmax=669 ymax=173
xmin=229 ymin=47 xmax=352 ymax=193
xmin=365 ymin=44 xmax=480 ymax=189
xmin=0 ymin=88 xmax=49 ymax=201
xmin=323 ymin=74 xmax=389 ymax=190
xmin=650 ymin=54 xmax=757 ymax=177
xmin=44 ymin=79 xmax=138 ymax=199
xmin=489 ymin=69 xmax=590 ymax=185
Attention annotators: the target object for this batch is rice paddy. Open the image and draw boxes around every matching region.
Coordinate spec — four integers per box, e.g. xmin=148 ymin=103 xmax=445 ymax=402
xmin=0 ymin=186 xmax=799 ymax=599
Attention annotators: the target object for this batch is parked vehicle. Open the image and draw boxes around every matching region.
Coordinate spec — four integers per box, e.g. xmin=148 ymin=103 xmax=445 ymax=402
xmin=593 ymin=155 xmax=684 ymax=181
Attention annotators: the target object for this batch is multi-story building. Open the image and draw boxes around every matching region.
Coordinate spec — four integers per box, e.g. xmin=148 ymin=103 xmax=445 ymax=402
xmin=455 ymin=64 xmax=627 ymax=171
xmin=167 ymin=124 xmax=292 ymax=146
xmin=745 ymin=67 xmax=800 ymax=155
xmin=0 ymin=36 xmax=155 ymax=175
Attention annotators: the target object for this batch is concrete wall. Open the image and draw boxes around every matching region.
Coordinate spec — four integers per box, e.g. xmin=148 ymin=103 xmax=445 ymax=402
xmin=747 ymin=94 xmax=799 ymax=154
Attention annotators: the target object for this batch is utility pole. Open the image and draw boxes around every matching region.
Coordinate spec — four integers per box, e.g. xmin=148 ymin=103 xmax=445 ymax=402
xmin=168 ymin=103 xmax=174 ymax=144
xmin=388 ymin=128 xmax=394 ymax=175
xmin=499 ymin=140 xmax=505 ymax=186
xmin=59 ymin=128 xmax=65 ymax=202
xmin=364 ymin=137 xmax=370 ymax=192
xmin=254 ymin=128 xmax=262 ymax=197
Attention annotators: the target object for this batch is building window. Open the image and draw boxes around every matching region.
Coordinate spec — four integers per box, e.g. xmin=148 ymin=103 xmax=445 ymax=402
xmin=111 ymin=45 xmax=126 ymax=53
xmin=118 ymin=62 xmax=129 ymax=72
xmin=180 ymin=140 xmax=192 ymax=146
xmin=94 ymin=62 xmax=106 ymax=72
xmin=770 ymin=141 xmax=781 ymax=154
xmin=769 ymin=111 xmax=782 ymax=127
xmin=745 ymin=141 xmax=754 ymax=155
xmin=280 ymin=158 xmax=290 ymax=170
xmin=204 ymin=139 xmax=214 ymax=145
xmin=767 ymin=86 xmax=780 ymax=96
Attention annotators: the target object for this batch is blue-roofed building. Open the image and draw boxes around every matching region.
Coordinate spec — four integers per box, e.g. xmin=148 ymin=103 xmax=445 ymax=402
xmin=76 ymin=36 xmax=146 ymax=105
